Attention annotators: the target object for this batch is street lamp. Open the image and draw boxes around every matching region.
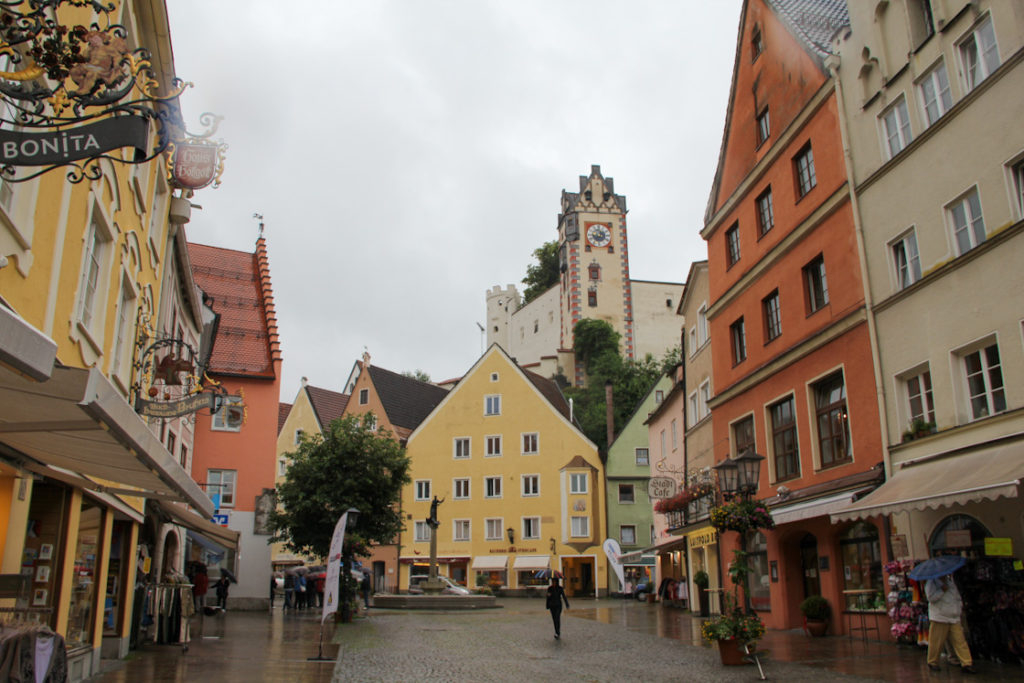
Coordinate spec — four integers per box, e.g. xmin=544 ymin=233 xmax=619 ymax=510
xmin=713 ymin=450 xmax=764 ymax=615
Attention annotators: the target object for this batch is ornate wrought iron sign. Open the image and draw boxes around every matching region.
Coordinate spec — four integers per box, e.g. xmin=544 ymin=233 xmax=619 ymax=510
xmin=167 ymin=112 xmax=226 ymax=191
xmin=0 ymin=0 xmax=209 ymax=184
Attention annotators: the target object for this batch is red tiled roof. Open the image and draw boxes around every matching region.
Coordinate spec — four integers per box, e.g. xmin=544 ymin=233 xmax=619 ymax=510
xmin=188 ymin=240 xmax=280 ymax=377
xmin=305 ymin=385 xmax=349 ymax=430
xmin=278 ymin=402 xmax=292 ymax=434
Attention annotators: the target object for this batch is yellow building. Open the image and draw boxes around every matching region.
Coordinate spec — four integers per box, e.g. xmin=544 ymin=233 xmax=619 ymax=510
xmin=0 ymin=2 xmax=220 ymax=677
xmin=400 ymin=345 xmax=608 ymax=597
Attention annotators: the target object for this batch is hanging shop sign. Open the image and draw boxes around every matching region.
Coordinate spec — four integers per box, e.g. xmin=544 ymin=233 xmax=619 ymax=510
xmin=0 ymin=115 xmax=149 ymax=166
xmin=135 ymin=391 xmax=215 ymax=419
xmin=648 ymin=477 xmax=677 ymax=500
xmin=171 ymin=141 xmax=219 ymax=190
xmin=0 ymin=1 xmax=225 ymax=185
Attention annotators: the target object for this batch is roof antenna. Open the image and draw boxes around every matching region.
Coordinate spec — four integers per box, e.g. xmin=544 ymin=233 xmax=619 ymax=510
xmin=253 ymin=212 xmax=264 ymax=237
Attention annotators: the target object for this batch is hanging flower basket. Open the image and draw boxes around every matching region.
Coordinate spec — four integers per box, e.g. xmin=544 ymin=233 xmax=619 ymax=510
xmin=710 ymin=498 xmax=775 ymax=534
xmin=654 ymin=482 xmax=716 ymax=513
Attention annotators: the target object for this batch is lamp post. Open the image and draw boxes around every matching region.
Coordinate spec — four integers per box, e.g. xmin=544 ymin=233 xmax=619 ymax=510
xmin=713 ymin=449 xmax=764 ymax=614
xmin=339 ymin=507 xmax=360 ymax=624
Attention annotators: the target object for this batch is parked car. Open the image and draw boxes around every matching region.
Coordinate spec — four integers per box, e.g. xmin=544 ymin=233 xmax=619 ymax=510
xmin=408 ymin=575 xmax=470 ymax=595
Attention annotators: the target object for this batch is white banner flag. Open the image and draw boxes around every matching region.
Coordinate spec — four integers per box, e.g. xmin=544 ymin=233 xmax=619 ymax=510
xmin=322 ymin=511 xmax=349 ymax=623
xmin=603 ymin=538 xmax=625 ymax=591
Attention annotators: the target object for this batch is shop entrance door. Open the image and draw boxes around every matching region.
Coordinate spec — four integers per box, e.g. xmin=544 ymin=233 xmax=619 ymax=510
xmin=800 ymin=533 xmax=820 ymax=598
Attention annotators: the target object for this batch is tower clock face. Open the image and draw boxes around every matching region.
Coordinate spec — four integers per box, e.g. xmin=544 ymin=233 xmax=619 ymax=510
xmin=586 ymin=223 xmax=611 ymax=248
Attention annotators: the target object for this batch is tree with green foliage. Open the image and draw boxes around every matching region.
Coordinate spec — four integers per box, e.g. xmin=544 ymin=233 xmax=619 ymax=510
xmin=564 ymin=319 xmax=680 ymax=452
xmin=269 ymin=414 xmax=411 ymax=559
xmin=522 ymin=240 xmax=560 ymax=304
xmin=402 ymin=369 xmax=431 ymax=383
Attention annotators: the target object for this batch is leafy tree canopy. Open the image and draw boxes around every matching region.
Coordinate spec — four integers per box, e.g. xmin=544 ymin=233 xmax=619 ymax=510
xmin=403 ymin=369 xmax=431 ymax=382
xmin=565 ymin=319 xmax=680 ymax=452
xmin=269 ymin=414 xmax=411 ymax=558
xmin=522 ymin=240 xmax=560 ymax=304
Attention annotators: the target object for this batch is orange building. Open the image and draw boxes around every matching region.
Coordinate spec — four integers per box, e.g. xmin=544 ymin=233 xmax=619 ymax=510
xmin=701 ymin=0 xmax=887 ymax=634
xmin=189 ymin=234 xmax=283 ymax=608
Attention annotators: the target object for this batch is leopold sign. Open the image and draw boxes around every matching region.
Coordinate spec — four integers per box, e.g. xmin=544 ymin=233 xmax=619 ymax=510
xmin=0 ymin=116 xmax=149 ymax=166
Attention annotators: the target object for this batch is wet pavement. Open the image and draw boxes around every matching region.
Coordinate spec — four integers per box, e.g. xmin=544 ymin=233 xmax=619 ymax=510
xmin=87 ymin=598 xmax=1024 ymax=682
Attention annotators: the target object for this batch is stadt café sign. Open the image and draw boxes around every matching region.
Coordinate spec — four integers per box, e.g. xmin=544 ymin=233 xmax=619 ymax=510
xmin=0 ymin=116 xmax=149 ymax=166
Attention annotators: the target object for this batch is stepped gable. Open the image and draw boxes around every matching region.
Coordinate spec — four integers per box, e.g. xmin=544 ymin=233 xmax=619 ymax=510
xmin=367 ymin=365 xmax=449 ymax=432
xmin=305 ymin=385 xmax=349 ymax=430
xmin=278 ymin=402 xmax=292 ymax=434
xmin=522 ymin=368 xmax=572 ymax=422
xmin=188 ymin=240 xmax=279 ymax=378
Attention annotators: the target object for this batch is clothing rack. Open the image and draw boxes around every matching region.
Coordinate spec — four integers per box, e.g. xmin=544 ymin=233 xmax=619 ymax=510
xmin=143 ymin=582 xmax=195 ymax=651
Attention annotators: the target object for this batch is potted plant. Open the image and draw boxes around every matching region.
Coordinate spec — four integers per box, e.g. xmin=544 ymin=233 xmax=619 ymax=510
xmin=694 ymin=570 xmax=710 ymax=617
xmin=799 ymin=595 xmax=830 ymax=637
xmin=700 ymin=592 xmax=765 ymax=665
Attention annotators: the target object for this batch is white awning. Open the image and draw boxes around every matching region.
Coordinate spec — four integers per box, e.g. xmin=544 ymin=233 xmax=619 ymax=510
xmin=0 ymin=365 xmax=213 ymax=516
xmin=512 ymin=555 xmax=550 ymax=571
xmin=161 ymin=502 xmax=240 ymax=550
xmin=831 ymin=444 xmax=1023 ymax=523
xmin=0 ymin=306 xmax=57 ymax=382
xmin=471 ymin=555 xmax=509 ymax=571
xmin=771 ymin=487 xmax=875 ymax=526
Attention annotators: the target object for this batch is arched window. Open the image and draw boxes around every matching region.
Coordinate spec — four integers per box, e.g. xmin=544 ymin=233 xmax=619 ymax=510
xmin=929 ymin=514 xmax=990 ymax=558
xmin=840 ymin=521 xmax=882 ymax=610
xmin=746 ymin=531 xmax=771 ymax=611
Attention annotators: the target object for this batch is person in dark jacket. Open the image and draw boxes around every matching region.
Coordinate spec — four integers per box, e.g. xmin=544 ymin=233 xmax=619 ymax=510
xmin=545 ymin=576 xmax=570 ymax=639
xmin=283 ymin=572 xmax=295 ymax=610
xmin=215 ymin=576 xmax=229 ymax=610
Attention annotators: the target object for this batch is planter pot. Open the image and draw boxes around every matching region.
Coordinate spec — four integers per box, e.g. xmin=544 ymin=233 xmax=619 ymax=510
xmin=806 ymin=618 xmax=828 ymax=637
xmin=717 ymin=638 xmax=747 ymax=666
xmin=647 ymin=593 xmax=656 ymax=604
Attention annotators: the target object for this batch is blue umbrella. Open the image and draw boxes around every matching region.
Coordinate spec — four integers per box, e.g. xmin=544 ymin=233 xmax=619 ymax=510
xmin=534 ymin=569 xmax=563 ymax=580
xmin=908 ymin=555 xmax=966 ymax=581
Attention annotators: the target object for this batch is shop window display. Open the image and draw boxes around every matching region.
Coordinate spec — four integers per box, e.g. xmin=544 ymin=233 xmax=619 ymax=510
xmin=840 ymin=522 xmax=884 ymax=611
xmin=66 ymin=502 xmax=102 ymax=650
xmin=21 ymin=482 xmax=68 ymax=626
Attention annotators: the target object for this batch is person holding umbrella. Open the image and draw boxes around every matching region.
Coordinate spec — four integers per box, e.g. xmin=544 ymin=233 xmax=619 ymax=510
xmin=911 ymin=556 xmax=975 ymax=673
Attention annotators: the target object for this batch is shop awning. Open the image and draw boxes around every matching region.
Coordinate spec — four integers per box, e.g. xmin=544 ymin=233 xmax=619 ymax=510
xmin=641 ymin=536 xmax=688 ymax=555
xmin=512 ymin=555 xmax=550 ymax=571
xmin=0 ymin=306 xmax=57 ymax=382
xmin=831 ymin=444 xmax=1023 ymax=523
xmin=161 ymin=502 xmax=239 ymax=550
xmin=186 ymin=530 xmax=228 ymax=560
xmin=0 ymin=365 xmax=214 ymax=516
xmin=771 ymin=487 xmax=875 ymax=526
xmin=618 ymin=551 xmax=656 ymax=566
xmin=471 ymin=555 xmax=509 ymax=571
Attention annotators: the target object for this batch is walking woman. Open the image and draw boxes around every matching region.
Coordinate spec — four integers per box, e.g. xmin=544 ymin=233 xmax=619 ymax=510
xmin=546 ymin=576 xmax=570 ymax=639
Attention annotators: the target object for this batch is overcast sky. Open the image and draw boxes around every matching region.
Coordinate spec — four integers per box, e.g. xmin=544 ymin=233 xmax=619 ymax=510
xmin=165 ymin=1 xmax=742 ymax=397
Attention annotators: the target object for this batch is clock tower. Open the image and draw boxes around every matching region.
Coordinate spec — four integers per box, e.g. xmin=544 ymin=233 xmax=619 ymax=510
xmin=557 ymin=165 xmax=635 ymax=386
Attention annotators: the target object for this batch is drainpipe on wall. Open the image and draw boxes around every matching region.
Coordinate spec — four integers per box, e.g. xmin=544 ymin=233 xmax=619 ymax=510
xmin=605 ymin=380 xmax=614 ymax=450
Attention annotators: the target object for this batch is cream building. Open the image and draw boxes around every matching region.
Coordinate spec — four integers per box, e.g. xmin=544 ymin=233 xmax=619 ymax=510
xmin=831 ymin=2 xmax=1024 ymax=566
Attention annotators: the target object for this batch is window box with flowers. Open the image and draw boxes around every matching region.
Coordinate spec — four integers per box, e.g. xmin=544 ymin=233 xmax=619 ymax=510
xmin=655 ymin=482 xmax=717 ymax=527
xmin=709 ymin=498 xmax=775 ymax=534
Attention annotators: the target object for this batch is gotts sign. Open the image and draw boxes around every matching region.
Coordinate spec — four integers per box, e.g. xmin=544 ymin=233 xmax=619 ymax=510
xmin=171 ymin=142 xmax=219 ymax=190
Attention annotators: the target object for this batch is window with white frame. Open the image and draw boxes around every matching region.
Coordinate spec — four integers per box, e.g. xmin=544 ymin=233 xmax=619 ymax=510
xmin=294 ymin=428 xmax=304 ymax=445
xmin=697 ymin=305 xmax=708 ymax=346
xmin=880 ymin=96 xmax=913 ymax=159
xmin=804 ymin=254 xmax=829 ymax=313
xmin=700 ymin=380 xmax=711 ymax=420
xmin=571 ymin=516 xmax=590 ymax=537
xmin=485 ymin=476 xmax=502 ymax=498
xmin=110 ymin=278 xmax=136 ymax=380
xmin=618 ymin=484 xmax=635 ymax=504
xmin=756 ymin=107 xmax=770 ymax=146
xmin=414 ymin=521 xmax=431 ymax=542
xmin=1010 ymin=160 xmax=1024 ymax=219
xmin=919 ymin=61 xmax=952 ymax=126
xmin=77 ymin=214 xmax=113 ymax=333
xmin=730 ymin=317 xmax=747 ymax=365
xmin=453 ymin=437 xmax=471 ymax=459
xmin=486 ymin=435 xmax=502 ymax=457
xmin=688 ymin=392 xmax=699 ymax=428
xmin=635 ymin=448 xmax=649 ymax=466
xmin=948 ymin=189 xmax=986 ymax=255
xmin=891 ymin=229 xmax=922 ymax=289
xmin=763 ymin=289 xmax=782 ymax=342
xmin=278 ymin=459 xmax=287 ymax=477
xmin=415 ymin=480 xmax=431 ymax=501
xmin=655 ymin=390 xmax=664 ymax=404
xmin=569 ymin=472 xmax=588 ymax=494
xmin=794 ymin=143 xmax=817 ymax=197
xmin=620 ymin=525 xmax=636 ymax=546
xmin=770 ymin=396 xmax=799 ymax=481
xmin=688 ymin=327 xmax=697 ymax=355
xmin=212 ymin=396 xmax=244 ymax=431
xmin=522 ymin=517 xmax=540 ymax=540
xmin=454 ymin=478 xmax=470 ymax=499
xmin=962 ymin=343 xmax=1006 ymax=420
xmin=904 ymin=368 xmax=935 ymax=425
xmin=726 ymin=223 xmax=741 ymax=267
xmin=522 ymin=474 xmax=539 ymax=496
xmin=484 ymin=394 xmax=501 ymax=415
xmin=959 ymin=16 xmax=999 ymax=92
xmin=485 ymin=518 xmax=503 ymax=540
xmin=521 ymin=432 xmax=539 ymax=454
xmin=166 ymin=431 xmax=176 ymax=460
xmin=453 ymin=519 xmax=471 ymax=542
xmin=207 ymin=469 xmax=236 ymax=508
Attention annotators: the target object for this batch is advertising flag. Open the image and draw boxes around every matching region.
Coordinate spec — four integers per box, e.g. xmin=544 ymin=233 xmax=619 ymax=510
xmin=321 ymin=511 xmax=349 ymax=623
xmin=603 ymin=538 xmax=625 ymax=591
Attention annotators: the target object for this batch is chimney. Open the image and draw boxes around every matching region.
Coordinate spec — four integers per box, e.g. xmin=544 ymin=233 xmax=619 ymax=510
xmin=605 ymin=380 xmax=615 ymax=447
